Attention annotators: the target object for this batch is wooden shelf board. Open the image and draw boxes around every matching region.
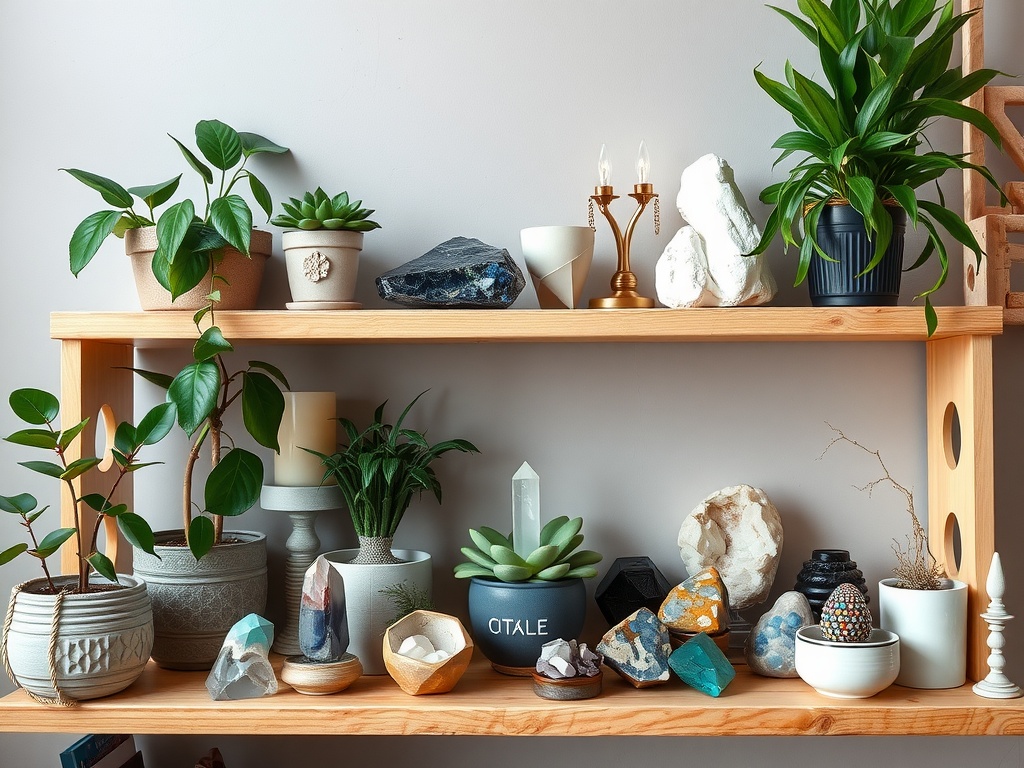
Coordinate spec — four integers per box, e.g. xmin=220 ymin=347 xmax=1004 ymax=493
xmin=50 ymin=307 xmax=1003 ymax=346
xmin=1 ymin=660 xmax=1022 ymax=736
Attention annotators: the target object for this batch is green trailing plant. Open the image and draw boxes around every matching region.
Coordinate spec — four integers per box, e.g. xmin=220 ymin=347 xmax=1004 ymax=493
xmin=310 ymin=392 xmax=479 ymax=563
xmin=0 ymin=388 xmax=175 ymax=593
xmin=129 ymin=321 xmax=289 ymax=561
xmin=453 ymin=516 xmax=603 ymax=583
xmin=271 ymin=187 xmax=381 ymax=232
xmin=750 ymin=0 xmax=1008 ymax=334
xmin=64 ymin=118 xmax=289 ymax=302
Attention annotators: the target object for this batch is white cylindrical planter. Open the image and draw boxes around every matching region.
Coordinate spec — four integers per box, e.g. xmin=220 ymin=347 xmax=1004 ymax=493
xmin=282 ymin=230 xmax=363 ymax=309
xmin=323 ymin=548 xmax=432 ymax=675
xmin=3 ymin=575 xmax=154 ymax=701
xmin=878 ymin=578 xmax=968 ymax=689
xmin=275 ymin=391 xmax=337 ymax=486
xmin=520 ymin=225 xmax=595 ymax=309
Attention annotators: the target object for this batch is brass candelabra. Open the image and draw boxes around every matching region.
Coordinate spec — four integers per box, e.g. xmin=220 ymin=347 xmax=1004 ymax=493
xmin=588 ymin=142 xmax=660 ymax=309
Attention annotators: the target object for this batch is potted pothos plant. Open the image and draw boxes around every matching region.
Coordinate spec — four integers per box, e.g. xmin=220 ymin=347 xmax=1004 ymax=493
xmin=127 ymin=311 xmax=288 ymax=670
xmin=453 ymin=516 xmax=602 ymax=675
xmin=63 ymin=118 xmax=289 ymax=310
xmin=311 ymin=392 xmax=478 ymax=674
xmin=750 ymin=0 xmax=1007 ymax=333
xmin=272 ymin=187 xmax=381 ymax=309
xmin=0 ymin=388 xmax=174 ymax=701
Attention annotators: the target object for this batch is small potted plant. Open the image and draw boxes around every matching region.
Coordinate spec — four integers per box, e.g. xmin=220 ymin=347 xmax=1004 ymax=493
xmin=128 ymin=316 xmax=289 ymax=670
xmin=271 ymin=187 xmax=381 ymax=310
xmin=823 ymin=425 xmax=967 ymax=689
xmin=453 ymin=516 xmax=602 ymax=675
xmin=749 ymin=0 xmax=1006 ymax=333
xmin=64 ymin=118 xmax=289 ymax=310
xmin=0 ymin=388 xmax=174 ymax=701
xmin=311 ymin=391 xmax=478 ymax=674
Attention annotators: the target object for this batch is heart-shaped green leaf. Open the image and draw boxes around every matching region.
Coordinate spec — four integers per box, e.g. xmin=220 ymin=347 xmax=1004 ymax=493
xmin=195 ymin=119 xmax=242 ymax=171
xmin=168 ymin=361 xmax=220 ymax=436
xmin=70 ymin=210 xmax=123 ymax=276
xmin=188 ymin=516 xmax=215 ymax=560
xmin=241 ymin=372 xmax=284 ymax=451
xmin=205 ymin=448 xmax=263 ymax=517
xmin=210 ymin=195 xmax=252 ymax=255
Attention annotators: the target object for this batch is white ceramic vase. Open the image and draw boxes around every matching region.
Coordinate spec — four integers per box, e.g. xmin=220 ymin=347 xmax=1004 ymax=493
xmin=3 ymin=574 xmax=154 ymax=701
xmin=878 ymin=577 xmax=968 ymax=689
xmin=282 ymin=230 xmax=363 ymax=309
xmin=520 ymin=226 xmax=594 ymax=309
xmin=323 ymin=548 xmax=432 ymax=675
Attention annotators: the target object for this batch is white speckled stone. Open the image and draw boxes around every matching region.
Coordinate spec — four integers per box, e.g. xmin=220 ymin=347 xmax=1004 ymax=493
xmin=745 ymin=592 xmax=814 ymax=677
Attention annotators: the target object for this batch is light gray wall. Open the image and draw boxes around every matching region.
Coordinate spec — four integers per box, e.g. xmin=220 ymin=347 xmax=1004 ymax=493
xmin=1 ymin=1 xmax=1022 ymax=764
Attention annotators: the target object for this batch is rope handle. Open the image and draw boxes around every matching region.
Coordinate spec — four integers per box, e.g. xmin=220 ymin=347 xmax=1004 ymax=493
xmin=2 ymin=582 xmax=78 ymax=707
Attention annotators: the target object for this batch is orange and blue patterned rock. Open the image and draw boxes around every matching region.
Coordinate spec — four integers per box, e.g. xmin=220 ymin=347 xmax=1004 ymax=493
xmin=668 ymin=631 xmax=736 ymax=697
xmin=819 ymin=583 xmax=872 ymax=642
xmin=658 ymin=566 xmax=729 ymax=634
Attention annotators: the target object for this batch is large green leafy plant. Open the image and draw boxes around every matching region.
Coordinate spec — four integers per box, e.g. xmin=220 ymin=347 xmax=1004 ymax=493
xmin=0 ymin=389 xmax=175 ymax=593
xmin=64 ymin=119 xmax=288 ymax=302
xmin=751 ymin=0 xmax=1006 ymax=333
xmin=311 ymin=392 xmax=479 ymax=564
xmin=132 ymin=322 xmax=289 ymax=561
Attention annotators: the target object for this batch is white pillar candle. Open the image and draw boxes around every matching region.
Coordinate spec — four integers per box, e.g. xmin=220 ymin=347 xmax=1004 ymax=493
xmin=275 ymin=391 xmax=337 ymax=486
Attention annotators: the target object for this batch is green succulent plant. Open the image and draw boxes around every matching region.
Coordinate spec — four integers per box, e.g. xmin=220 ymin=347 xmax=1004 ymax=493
xmin=453 ymin=516 xmax=602 ymax=583
xmin=271 ymin=187 xmax=381 ymax=232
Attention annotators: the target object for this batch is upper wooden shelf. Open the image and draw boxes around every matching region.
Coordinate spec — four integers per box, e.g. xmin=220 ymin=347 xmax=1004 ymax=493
xmin=50 ymin=307 xmax=1003 ymax=346
xmin=1 ymin=659 xmax=1021 ymax=736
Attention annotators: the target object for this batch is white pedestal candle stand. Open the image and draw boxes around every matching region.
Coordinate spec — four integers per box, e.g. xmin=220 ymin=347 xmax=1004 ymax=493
xmin=260 ymin=484 xmax=346 ymax=656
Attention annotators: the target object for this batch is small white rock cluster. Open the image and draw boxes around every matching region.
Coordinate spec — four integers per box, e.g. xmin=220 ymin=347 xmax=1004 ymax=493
xmin=656 ymin=154 xmax=776 ymax=308
xmin=397 ymin=634 xmax=452 ymax=664
xmin=536 ymin=638 xmax=602 ymax=679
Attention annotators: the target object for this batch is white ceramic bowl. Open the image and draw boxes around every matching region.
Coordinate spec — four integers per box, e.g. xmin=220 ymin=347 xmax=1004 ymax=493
xmin=795 ymin=626 xmax=900 ymax=698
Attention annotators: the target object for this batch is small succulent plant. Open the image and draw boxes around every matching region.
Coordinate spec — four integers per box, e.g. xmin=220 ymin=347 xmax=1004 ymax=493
xmin=271 ymin=187 xmax=381 ymax=232
xmin=453 ymin=516 xmax=602 ymax=583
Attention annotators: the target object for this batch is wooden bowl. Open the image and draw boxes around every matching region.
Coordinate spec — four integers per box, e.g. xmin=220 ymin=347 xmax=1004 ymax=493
xmin=532 ymin=670 xmax=603 ymax=700
xmin=383 ymin=610 xmax=474 ymax=695
xmin=281 ymin=653 xmax=362 ymax=695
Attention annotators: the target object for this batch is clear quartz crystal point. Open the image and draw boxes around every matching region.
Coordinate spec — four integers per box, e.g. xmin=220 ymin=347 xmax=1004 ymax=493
xmin=512 ymin=461 xmax=541 ymax=558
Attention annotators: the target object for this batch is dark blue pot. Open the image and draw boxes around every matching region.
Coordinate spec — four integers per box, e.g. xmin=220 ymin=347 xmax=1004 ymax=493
xmin=809 ymin=203 xmax=907 ymax=306
xmin=467 ymin=577 xmax=587 ymax=673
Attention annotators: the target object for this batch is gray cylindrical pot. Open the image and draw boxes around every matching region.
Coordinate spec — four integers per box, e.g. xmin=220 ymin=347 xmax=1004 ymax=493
xmin=132 ymin=530 xmax=268 ymax=670
xmin=467 ymin=577 xmax=587 ymax=674
xmin=323 ymin=548 xmax=432 ymax=675
xmin=282 ymin=230 xmax=363 ymax=305
xmin=3 ymin=574 xmax=153 ymax=701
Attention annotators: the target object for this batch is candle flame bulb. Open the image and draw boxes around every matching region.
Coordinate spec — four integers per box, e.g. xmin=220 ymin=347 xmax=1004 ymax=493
xmin=636 ymin=139 xmax=651 ymax=184
xmin=598 ymin=144 xmax=612 ymax=187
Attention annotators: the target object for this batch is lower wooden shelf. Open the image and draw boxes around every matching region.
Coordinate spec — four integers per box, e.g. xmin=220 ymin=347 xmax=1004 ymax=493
xmin=2 ymin=658 xmax=1022 ymax=736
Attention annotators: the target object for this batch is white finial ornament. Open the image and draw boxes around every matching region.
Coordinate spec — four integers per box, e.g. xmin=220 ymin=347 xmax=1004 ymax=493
xmin=973 ymin=552 xmax=1022 ymax=698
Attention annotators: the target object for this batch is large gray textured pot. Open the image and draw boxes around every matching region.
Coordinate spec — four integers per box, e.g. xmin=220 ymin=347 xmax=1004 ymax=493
xmin=467 ymin=576 xmax=586 ymax=675
xmin=132 ymin=530 xmax=267 ymax=670
xmin=2 ymin=574 xmax=153 ymax=701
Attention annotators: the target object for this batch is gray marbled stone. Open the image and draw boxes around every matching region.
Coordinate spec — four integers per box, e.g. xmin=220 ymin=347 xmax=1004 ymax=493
xmin=376 ymin=237 xmax=525 ymax=308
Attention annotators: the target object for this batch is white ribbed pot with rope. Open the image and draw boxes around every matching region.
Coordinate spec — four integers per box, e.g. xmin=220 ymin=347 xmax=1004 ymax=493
xmin=1 ymin=574 xmax=154 ymax=704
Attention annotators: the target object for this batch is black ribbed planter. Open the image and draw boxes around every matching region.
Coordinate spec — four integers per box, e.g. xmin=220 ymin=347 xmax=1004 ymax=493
xmin=809 ymin=203 xmax=907 ymax=306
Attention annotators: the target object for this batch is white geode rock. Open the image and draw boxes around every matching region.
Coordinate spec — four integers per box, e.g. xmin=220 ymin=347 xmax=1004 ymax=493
xmin=677 ymin=484 xmax=783 ymax=610
xmin=656 ymin=154 xmax=776 ymax=307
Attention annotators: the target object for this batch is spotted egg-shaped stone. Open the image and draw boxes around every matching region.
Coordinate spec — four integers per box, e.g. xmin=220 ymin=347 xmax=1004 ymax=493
xmin=819 ymin=583 xmax=872 ymax=642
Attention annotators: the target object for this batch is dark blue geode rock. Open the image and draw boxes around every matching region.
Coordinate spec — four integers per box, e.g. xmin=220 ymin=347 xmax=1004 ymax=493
xmin=376 ymin=237 xmax=526 ymax=308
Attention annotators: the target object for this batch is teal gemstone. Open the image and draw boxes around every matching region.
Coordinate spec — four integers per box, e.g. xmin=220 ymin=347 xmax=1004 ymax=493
xmin=668 ymin=632 xmax=736 ymax=697
xmin=225 ymin=613 xmax=275 ymax=654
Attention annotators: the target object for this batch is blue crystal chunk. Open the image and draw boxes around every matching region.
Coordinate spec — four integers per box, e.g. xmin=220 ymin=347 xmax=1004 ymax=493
xmin=668 ymin=632 xmax=736 ymax=697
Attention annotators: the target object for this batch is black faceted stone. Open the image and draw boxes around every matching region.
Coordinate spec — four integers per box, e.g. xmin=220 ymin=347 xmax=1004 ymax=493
xmin=376 ymin=237 xmax=526 ymax=308
xmin=794 ymin=549 xmax=870 ymax=621
xmin=595 ymin=556 xmax=673 ymax=626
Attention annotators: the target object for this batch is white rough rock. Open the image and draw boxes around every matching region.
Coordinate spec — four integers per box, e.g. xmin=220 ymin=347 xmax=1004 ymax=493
xmin=398 ymin=634 xmax=435 ymax=660
xmin=677 ymin=484 xmax=783 ymax=610
xmin=421 ymin=649 xmax=452 ymax=664
xmin=656 ymin=154 xmax=776 ymax=307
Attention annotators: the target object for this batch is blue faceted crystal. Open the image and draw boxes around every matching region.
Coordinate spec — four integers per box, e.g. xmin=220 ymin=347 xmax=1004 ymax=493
xmin=668 ymin=632 xmax=736 ymax=697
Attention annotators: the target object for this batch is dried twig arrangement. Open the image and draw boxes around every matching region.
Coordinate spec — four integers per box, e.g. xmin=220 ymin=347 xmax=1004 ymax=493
xmin=821 ymin=424 xmax=945 ymax=590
